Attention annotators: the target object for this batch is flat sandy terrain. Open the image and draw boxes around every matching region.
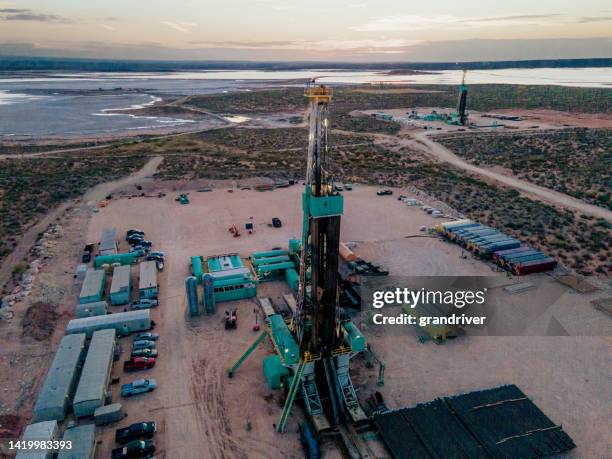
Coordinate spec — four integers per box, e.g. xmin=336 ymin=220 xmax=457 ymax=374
xmin=84 ymin=184 xmax=610 ymax=458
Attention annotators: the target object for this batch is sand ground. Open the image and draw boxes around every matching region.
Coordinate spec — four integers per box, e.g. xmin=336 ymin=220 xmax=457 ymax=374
xmin=86 ymin=184 xmax=610 ymax=458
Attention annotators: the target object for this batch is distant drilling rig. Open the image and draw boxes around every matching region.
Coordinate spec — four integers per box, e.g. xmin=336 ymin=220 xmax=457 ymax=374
xmin=228 ymin=82 xmax=367 ymax=434
xmin=455 ymin=69 xmax=469 ymax=126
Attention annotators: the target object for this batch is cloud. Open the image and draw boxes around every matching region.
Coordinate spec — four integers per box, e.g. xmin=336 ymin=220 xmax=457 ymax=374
xmin=576 ymin=16 xmax=612 ymax=23
xmin=161 ymin=21 xmax=197 ymax=33
xmin=0 ymin=8 xmax=72 ymax=23
xmin=352 ymin=14 xmax=561 ymax=32
xmin=185 ymin=38 xmax=418 ymax=53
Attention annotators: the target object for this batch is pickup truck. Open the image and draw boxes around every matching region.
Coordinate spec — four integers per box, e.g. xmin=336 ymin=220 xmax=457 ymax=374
xmin=115 ymin=422 xmax=157 ymax=444
xmin=111 ymin=439 xmax=155 ymax=458
xmin=123 ymin=357 xmax=155 ymax=372
xmin=121 ymin=379 xmax=157 ymax=398
xmin=133 ymin=332 xmax=159 ymax=341
xmin=131 ymin=299 xmax=158 ymax=310
xmin=132 ymin=340 xmax=156 ymax=350
xmin=131 ymin=348 xmax=158 ymax=358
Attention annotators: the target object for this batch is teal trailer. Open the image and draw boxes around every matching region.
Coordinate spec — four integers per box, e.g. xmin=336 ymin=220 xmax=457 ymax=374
xmin=79 ymin=269 xmax=106 ymax=304
xmin=191 ymin=256 xmax=204 ymax=283
xmin=109 ymin=265 xmax=131 ymax=305
xmin=139 ymin=261 xmax=158 ymax=299
xmin=94 ymin=252 xmax=138 ymax=268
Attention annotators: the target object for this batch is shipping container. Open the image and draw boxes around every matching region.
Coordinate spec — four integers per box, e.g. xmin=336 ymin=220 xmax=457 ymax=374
xmin=94 ymin=403 xmax=125 ymax=425
xmin=514 ymin=258 xmax=557 ymax=275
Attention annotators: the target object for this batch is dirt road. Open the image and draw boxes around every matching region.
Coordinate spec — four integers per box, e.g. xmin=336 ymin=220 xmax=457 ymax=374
xmin=0 ymin=156 xmax=162 ymax=292
xmin=368 ymin=131 xmax=611 ymax=221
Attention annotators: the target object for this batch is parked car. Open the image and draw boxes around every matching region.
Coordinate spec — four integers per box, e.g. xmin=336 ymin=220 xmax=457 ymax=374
xmin=81 ymin=251 xmax=91 ymax=263
xmin=123 ymin=357 xmax=156 ymax=371
xmin=115 ymin=422 xmax=157 ymax=444
xmin=131 ymin=348 xmax=158 ymax=358
xmin=377 ymin=189 xmax=393 ymax=196
xmin=149 ymin=251 xmax=165 ymax=258
xmin=134 ymin=332 xmax=159 ymax=341
xmin=126 ymin=229 xmax=145 ymax=239
xmin=84 ymin=243 xmax=95 ymax=253
xmin=112 ymin=439 xmax=155 ymax=459
xmin=127 ymin=235 xmax=145 ymax=245
xmin=132 ymin=341 xmax=156 ymax=352
xmin=344 ymin=184 xmax=353 ymax=190
xmin=131 ymin=299 xmax=158 ymax=310
xmin=146 ymin=254 xmax=164 ymax=262
xmin=155 ymin=261 xmax=164 ymax=272
xmin=121 ymin=379 xmax=157 ymax=398
xmin=136 ymin=240 xmax=153 ymax=248
xmin=272 ymin=217 xmax=282 ymax=228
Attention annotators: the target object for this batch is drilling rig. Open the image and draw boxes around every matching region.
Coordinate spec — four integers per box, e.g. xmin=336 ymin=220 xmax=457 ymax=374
xmin=455 ymin=69 xmax=469 ymax=126
xmin=228 ymin=82 xmax=367 ymax=434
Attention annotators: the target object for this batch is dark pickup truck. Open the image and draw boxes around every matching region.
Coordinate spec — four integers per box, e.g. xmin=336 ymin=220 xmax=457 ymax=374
xmin=115 ymin=422 xmax=156 ymax=444
xmin=111 ymin=439 xmax=155 ymax=459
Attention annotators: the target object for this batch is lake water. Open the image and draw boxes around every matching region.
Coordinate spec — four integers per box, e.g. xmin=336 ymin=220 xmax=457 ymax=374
xmin=1 ymin=67 xmax=610 ymax=138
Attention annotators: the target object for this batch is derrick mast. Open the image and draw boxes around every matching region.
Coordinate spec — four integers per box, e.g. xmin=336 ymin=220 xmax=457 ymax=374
xmin=294 ymin=82 xmax=343 ymax=357
xmin=456 ymin=69 xmax=468 ymax=126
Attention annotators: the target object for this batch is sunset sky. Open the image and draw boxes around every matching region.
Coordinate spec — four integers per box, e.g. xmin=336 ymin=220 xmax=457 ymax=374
xmin=1 ymin=0 xmax=611 ymax=61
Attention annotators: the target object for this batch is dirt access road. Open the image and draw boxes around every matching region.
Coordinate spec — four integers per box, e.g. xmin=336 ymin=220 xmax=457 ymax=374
xmin=0 ymin=156 xmax=162 ymax=293
xmin=370 ymin=131 xmax=612 ymax=221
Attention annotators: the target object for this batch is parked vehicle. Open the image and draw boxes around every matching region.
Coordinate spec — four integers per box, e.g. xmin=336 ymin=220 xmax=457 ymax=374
xmin=127 ymin=235 xmax=145 ymax=245
xmin=149 ymin=251 xmax=165 ymax=258
xmin=84 ymin=243 xmax=95 ymax=253
xmin=134 ymin=332 xmax=159 ymax=341
xmin=146 ymin=254 xmax=164 ymax=262
xmin=137 ymin=240 xmax=153 ymax=248
xmin=121 ymin=379 xmax=157 ymax=398
xmin=82 ymin=251 xmax=91 ymax=263
xmin=344 ymin=184 xmax=353 ymax=190
xmin=131 ymin=348 xmax=158 ymax=358
xmin=272 ymin=217 xmax=282 ymax=228
xmin=123 ymin=357 xmax=156 ymax=371
xmin=126 ymin=229 xmax=144 ymax=239
xmin=115 ymin=422 xmax=157 ymax=444
xmin=131 ymin=299 xmax=158 ymax=310
xmin=377 ymin=189 xmax=393 ymax=196
xmin=225 ymin=309 xmax=237 ymax=330
xmin=155 ymin=261 xmax=164 ymax=272
xmin=111 ymin=439 xmax=155 ymax=459
xmin=132 ymin=339 xmax=157 ymax=351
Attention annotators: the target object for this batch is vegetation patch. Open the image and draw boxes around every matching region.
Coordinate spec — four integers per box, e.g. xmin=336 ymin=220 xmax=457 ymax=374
xmin=436 ymin=128 xmax=612 ymax=210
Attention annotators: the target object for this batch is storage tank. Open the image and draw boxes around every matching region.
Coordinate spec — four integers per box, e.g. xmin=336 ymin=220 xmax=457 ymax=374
xmin=191 ymin=256 xmax=203 ymax=283
xmin=185 ymin=276 xmax=199 ymax=317
xmin=285 ymin=268 xmax=299 ymax=292
xmin=202 ymin=273 xmax=216 ymax=315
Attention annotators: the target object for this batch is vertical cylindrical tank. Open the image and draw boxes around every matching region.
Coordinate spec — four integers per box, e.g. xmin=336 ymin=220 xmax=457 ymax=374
xmin=185 ymin=276 xmax=199 ymax=317
xmin=289 ymin=239 xmax=300 ymax=255
xmin=202 ymin=273 xmax=216 ymax=315
xmin=191 ymin=256 xmax=204 ymax=284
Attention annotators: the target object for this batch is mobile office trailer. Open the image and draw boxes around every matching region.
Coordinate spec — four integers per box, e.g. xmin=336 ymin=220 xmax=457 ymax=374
xmin=506 ymin=253 xmax=549 ymax=266
xmin=66 ymin=310 xmax=151 ymax=338
xmin=492 ymin=246 xmax=533 ymax=261
xmin=99 ymin=227 xmax=118 ymax=256
xmin=499 ymin=250 xmax=543 ymax=263
xmin=58 ymin=424 xmax=96 ymax=459
xmin=76 ymin=301 xmax=108 ymax=318
xmin=72 ymin=329 xmax=116 ymax=418
xmin=33 ymin=334 xmax=87 ymax=422
xmin=476 ymin=239 xmax=521 ymax=255
xmin=94 ymin=252 xmax=139 ymax=268
xmin=139 ymin=261 xmax=158 ymax=299
xmin=15 ymin=421 xmax=59 ymax=459
xmin=79 ymin=269 xmax=106 ymax=304
xmin=110 ymin=265 xmax=131 ymax=305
